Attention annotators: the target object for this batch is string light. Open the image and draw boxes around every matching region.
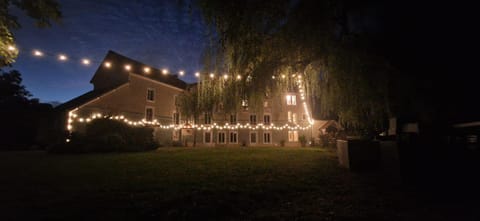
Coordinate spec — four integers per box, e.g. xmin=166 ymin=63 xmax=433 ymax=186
xmin=33 ymin=50 xmax=43 ymax=56
xmin=124 ymin=64 xmax=131 ymax=71
xmin=272 ymin=76 xmax=275 ymax=79
xmin=209 ymin=73 xmax=214 ymax=78
xmin=179 ymin=70 xmax=185 ymax=76
xmin=223 ymin=74 xmax=228 ymax=79
xmin=82 ymin=59 xmax=90 ymax=65
xmin=195 ymin=72 xmax=200 ymax=77
xmin=236 ymin=75 xmax=241 ymax=80
xmin=281 ymin=74 xmax=286 ymax=79
xmin=58 ymin=54 xmax=67 ymax=61
xmin=7 ymin=45 xmax=16 ymax=51
xmin=104 ymin=61 xmax=111 ymax=68
xmin=162 ymin=69 xmax=168 ymax=75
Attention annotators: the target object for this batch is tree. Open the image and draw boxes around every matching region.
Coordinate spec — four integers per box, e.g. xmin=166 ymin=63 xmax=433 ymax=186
xmin=193 ymin=0 xmax=392 ymax=136
xmin=0 ymin=69 xmax=31 ymax=102
xmin=1 ymin=0 xmax=62 ymax=67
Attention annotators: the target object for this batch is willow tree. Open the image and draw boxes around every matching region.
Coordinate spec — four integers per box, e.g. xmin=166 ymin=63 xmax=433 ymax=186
xmin=191 ymin=0 xmax=393 ymax=137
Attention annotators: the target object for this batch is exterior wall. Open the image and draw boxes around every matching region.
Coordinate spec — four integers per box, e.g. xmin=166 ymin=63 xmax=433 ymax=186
xmin=189 ymin=91 xmax=314 ymax=147
xmin=70 ymin=73 xmax=183 ymax=144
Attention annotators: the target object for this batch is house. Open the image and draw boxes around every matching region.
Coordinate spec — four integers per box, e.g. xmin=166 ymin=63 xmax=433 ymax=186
xmin=57 ymin=50 xmax=321 ymax=146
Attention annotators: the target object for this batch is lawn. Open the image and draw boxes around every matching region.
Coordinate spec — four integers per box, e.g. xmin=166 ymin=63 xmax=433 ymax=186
xmin=0 ymin=147 xmax=473 ymax=220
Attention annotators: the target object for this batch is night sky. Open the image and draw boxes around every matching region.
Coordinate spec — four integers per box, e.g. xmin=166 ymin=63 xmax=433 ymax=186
xmin=6 ymin=0 xmax=207 ymax=103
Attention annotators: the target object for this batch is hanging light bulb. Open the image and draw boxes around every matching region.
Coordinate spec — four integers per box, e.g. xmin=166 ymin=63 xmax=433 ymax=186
xmin=124 ymin=64 xmax=131 ymax=71
xmin=195 ymin=72 xmax=200 ymax=77
xmin=82 ymin=59 xmax=90 ymax=65
xmin=104 ymin=61 xmax=111 ymax=68
xmin=179 ymin=70 xmax=185 ymax=76
xmin=58 ymin=54 xmax=68 ymax=61
xmin=162 ymin=69 xmax=168 ymax=75
xmin=33 ymin=50 xmax=43 ymax=57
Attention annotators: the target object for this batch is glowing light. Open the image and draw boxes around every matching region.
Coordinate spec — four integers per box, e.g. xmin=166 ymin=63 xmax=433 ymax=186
xmin=272 ymin=76 xmax=275 ymax=79
xmin=124 ymin=64 xmax=131 ymax=71
xmin=209 ymin=73 xmax=214 ymax=78
xmin=58 ymin=54 xmax=68 ymax=61
xmin=66 ymin=139 xmax=70 ymax=143
xmin=144 ymin=67 xmax=151 ymax=73
xmin=194 ymin=72 xmax=200 ymax=77
xmin=179 ymin=70 xmax=185 ymax=76
xmin=7 ymin=45 xmax=16 ymax=51
xmin=82 ymin=59 xmax=90 ymax=65
xmin=223 ymin=74 xmax=228 ymax=79
xmin=104 ymin=62 xmax=111 ymax=68
xmin=236 ymin=75 xmax=241 ymax=80
xmin=281 ymin=74 xmax=286 ymax=79
xmin=162 ymin=69 xmax=168 ymax=75
xmin=33 ymin=50 xmax=43 ymax=56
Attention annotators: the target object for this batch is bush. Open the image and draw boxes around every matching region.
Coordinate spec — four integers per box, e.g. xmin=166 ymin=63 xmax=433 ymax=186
xmin=299 ymin=135 xmax=307 ymax=147
xmin=48 ymin=118 xmax=157 ymax=153
xmin=280 ymin=140 xmax=285 ymax=147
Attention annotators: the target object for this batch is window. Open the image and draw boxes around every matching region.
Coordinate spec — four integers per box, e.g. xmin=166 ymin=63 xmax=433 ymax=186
xmin=147 ymin=88 xmax=155 ymax=102
xmin=288 ymin=111 xmax=292 ymax=122
xmin=242 ymin=100 xmax=248 ymax=108
xmin=263 ymin=114 xmax=271 ymax=125
xmin=264 ymin=101 xmax=269 ymax=107
xmin=250 ymin=132 xmax=257 ymax=144
xmin=204 ymin=131 xmax=212 ymax=143
xmin=250 ymin=114 xmax=257 ymax=125
xmin=263 ymin=132 xmax=272 ymax=144
xmin=230 ymin=114 xmax=237 ymax=124
xmin=204 ymin=113 xmax=211 ymax=124
xmin=145 ymin=107 xmax=154 ymax=121
xmin=288 ymin=131 xmax=299 ymax=142
xmin=292 ymin=113 xmax=297 ymax=124
xmin=173 ymin=112 xmax=180 ymax=125
xmin=229 ymin=131 xmax=238 ymax=143
xmin=218 ymin=131 xmax=226 ymax=144
xmin=286 ymin=95 xmax=296 ymax=105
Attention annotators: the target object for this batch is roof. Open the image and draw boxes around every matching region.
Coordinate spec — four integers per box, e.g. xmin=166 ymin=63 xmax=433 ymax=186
xmin=90 ymin=50 xmax=187 ymax=90
xmin=55 ymin=83 xmax=127 ymax=111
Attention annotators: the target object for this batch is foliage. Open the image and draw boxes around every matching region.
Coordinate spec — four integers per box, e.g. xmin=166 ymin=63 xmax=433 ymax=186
xmin=48 ymin=119 xmax=157 ymax=153
xmin=0 ymin=0 xmax=62 ymax=67
xmin=299 ymin=135 xmax=307 ymax=147
xmin=192 ymin=0 xmax=398 ymax=135
xmin=0 ymin=69 xmax=56 ymax=150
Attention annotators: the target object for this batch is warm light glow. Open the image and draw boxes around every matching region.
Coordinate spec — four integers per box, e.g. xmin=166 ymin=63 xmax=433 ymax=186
xmin=223 ymin=74 xmax=228 ymax=79
xmin=124 ymin=64 xmax=131 ymax=71
xmin=33 ymin=50 xmax=43 ymax=56
xmin=194 ymin=72 xmax=200 ymax=77
xmin=162 ymin=69 xmax=168 ymax=75
xmin=272 ymin=76 xmax=275 ymax=79
xmin=58 ymin=54 xmax=67 ymax=61
xmin=7 ymin=45 xmax=16 ymax=51
xmin=82 ymin=59 xmax=90 ymax=65
xmin=281 ymin=74 xmax=286 ymax=79
xmin=104 ymin=62 xmax=111 ymax=68
xmin=144 ymin=67 xmax=151 ymax=73
xmin=179 ymin=70 xmax=185 ymax=76
xmin=236 ymin=75 xmax=241 ymax=80
xmin=209 ymin=73 xmax=214 ymax=78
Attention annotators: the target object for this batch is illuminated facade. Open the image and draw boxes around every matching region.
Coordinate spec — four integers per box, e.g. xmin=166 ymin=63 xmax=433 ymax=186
xmin=57 ymin=50 xmax=317 ymax=146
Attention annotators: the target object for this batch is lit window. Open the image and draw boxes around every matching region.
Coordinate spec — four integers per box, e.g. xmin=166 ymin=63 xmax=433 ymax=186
xmin=288 ymin=131 xmax=298 ymax=142
xmin=264 ymin=114 xmax=271 ymax=125
xmin=242 ymin=99 xmax=248 ymax=110
xmin=173 ymin=112 xmax=180 ymax=125
xmin=147 ymin=89 xmax=155 ymax=102
xmin=250 ymin=132 xmax=257 ymax=144
xmin=146 ymin=107 xmax=154 ymax=121
xmin=292 ymin=113 xmax=297 ymax=123
xmin=264 ymin=101 xmax=268 ymax=107
xmin=263 ymin=132 xmax=272 ymax=144
xmin=230 ymin=114 xmax=237 ymax=124
xmin=288 ymin=111 xmax=292 ymax=122
xmin=250 ymin=114 xmax=257 ymax=125
xmin=218 ymin=131 xmax=226 ymax=144
xmin=204 ymin=113 xmax=212 ymax=124
xmin=204 ymin=131 xmax=212 ymax=143
xmin=229 ymin=131 xmax=238 ymax=143
xmin=286 ymin=95 xmax=297 ymax=105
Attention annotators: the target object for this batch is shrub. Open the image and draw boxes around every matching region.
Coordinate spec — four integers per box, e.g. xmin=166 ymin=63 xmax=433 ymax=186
xmin=299 ymin=135 xmax=307 ymax=147
xmin=49 ymin=118 xmax=157 ymax=153
xmin=280 ymin=140 xmax=285 ymax=147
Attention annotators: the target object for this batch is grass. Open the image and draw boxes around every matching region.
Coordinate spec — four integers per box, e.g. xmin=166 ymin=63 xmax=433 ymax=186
xmin=0 ymin=147 xmax=473 ymax=220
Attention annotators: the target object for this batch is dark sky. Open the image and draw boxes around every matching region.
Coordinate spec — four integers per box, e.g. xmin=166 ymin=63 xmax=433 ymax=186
xmin=7 ymin=0 xmax=207 ymax=103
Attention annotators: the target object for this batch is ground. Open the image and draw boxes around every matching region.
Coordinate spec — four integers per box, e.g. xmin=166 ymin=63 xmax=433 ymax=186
xmin=0 ymin=147 xmax=477 ymax=220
